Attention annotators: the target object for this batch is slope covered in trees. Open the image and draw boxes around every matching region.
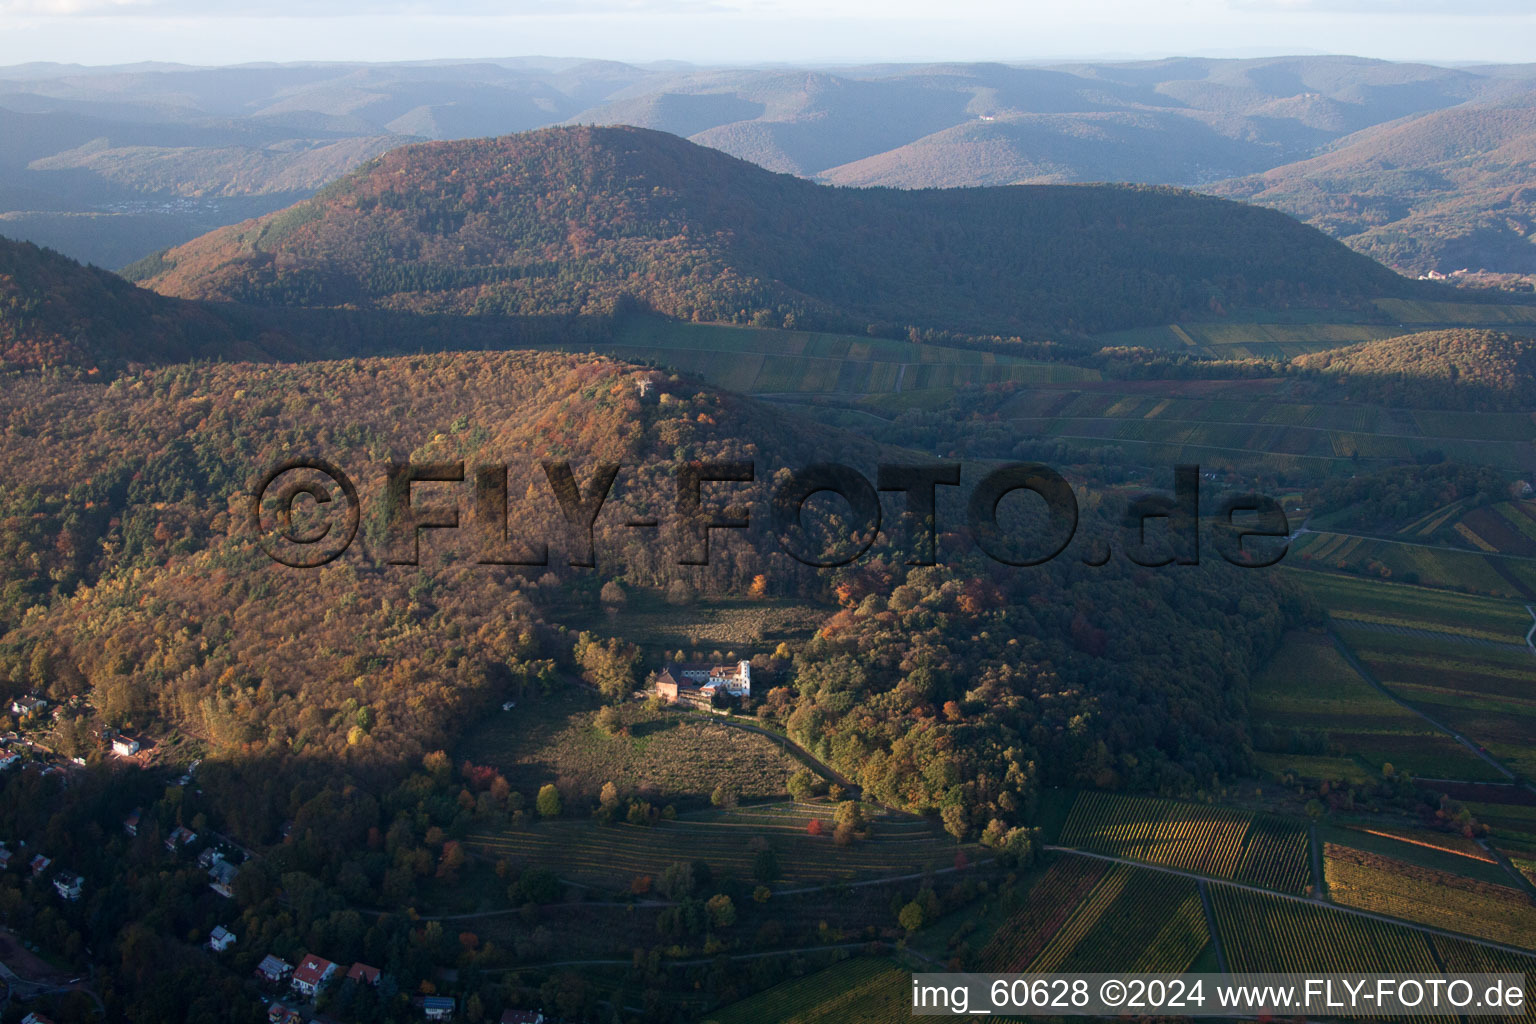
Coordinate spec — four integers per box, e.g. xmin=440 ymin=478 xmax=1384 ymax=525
xmin=1212 ymin=96 xmax=1536 ymax=275
xmin=133 ymin=125 xmax=1421 ymax=338
xmin=1292 ymin=329 xmax=1536 ymax=411
xmin=0 ymin=343 xmax=1292 ymax=835
xmin=0 ymin=235 xmax=274 ymax=370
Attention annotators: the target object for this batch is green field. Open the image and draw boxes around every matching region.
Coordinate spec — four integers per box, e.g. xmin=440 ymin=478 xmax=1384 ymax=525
xmin=1322 ymin=823 xmax=1509 ymax=884
xmin=456 ymin=688 xmax=800 ymax=802
xmin=1339 ymin=627 xmax=1536 ymax=778
xmin=1291 ymin=572 xmax=1534 ymax=643
xmin=1250 ymin=632 xmax=1500 ymax=782
xmin=983 ymin=379 xmax=1536 ymax=475
xmin=1374 ymin=298 xmax=1536 ymax=326
xmin=1291 ymin=531 xmax=1535 ymax=597
xmin=464 ymin=802 xmax=976 ymax=889
xmin=1058 ymin=791 xmax=1311 ymax=892
xmin=540 ymin=317 xmax=1101 ymax=397
xmin=1089 ymin=319 xmax=1401 ymax=359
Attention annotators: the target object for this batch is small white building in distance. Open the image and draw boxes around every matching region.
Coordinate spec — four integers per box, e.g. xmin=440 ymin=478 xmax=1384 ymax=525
xmin=208 ymin=925 xmax=236 ymax=952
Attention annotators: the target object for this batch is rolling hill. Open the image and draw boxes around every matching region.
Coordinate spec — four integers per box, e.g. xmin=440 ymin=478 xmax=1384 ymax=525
xmin=1211 ymin=94 xmax=1536 ymax=275
xmin=131 ymin=125 xmax=1423 ymax=338
xmin=0 ymin=233 xmax=277 ymax=369
xmin=3 ymin=56 xmax=1533 ymax=269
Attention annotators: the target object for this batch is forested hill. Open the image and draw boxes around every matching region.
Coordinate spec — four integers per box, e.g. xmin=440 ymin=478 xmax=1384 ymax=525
xmin=1292 ymin=328 xmax=1536 ymax=411
xmin=133 ymin=125 xmax=1423 ymax=338
xmin=1211 ymin=95 xmax=1536 ymax=275
xmin=0 ymin=235 xmax=277 ymax=370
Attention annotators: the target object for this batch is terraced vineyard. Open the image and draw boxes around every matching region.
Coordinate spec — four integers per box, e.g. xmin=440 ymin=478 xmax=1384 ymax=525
xmin=1025 ymin=863 xmax=1209 ymax=974
xmin=704 ymin=958 xmax=917 ymax=1024
xmin=976 ymin=857 xmax=1110 ymax=971
xmin=1058 ymin=792 xmax=1311 ymax=893
xmin=464 ymin=802 xmax=977 ymax=888
xmin=1324 ymin=843 xmax=1536 ymax=950
xmin=1213 ymin=884 xmax=1444 ymax=975
xmin=1250 ymin=631 xmax=1502 ymax=782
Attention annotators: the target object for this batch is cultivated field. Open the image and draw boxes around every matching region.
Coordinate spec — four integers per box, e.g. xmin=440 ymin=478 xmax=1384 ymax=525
xmin=1293 ymin=572 xmax=1534 ymax=644
xmin=1057 ymin=791 xmax=1311 ymax=892
xmin=464 ymin=802 xmax=977 ymax=889
xmin=457 ymin=690 xmax=799 ymax=802
xmin=537 ymin=317 xmax=1102 ymax=398
xmin=1024 ymin=863 xmax=1209 ymax=974
xmin=1324 ymin=843 xmax=1536 ymax=949
xmin=1340 ymin=627 xmax=1536 ymax=778
xmin=1250 ymin=631 xmax=1501 ymax=782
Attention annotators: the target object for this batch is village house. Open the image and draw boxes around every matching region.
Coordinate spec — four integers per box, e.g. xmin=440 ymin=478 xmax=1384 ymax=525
xmin=21 ymin=1012 xmax=56 ymax=1024
xmin=346 ymin=962 xmax=382 ymax=986
xmin=0 ymin=845 xmax=11 ymax=870
xmin=500 ymin=1011 xmax=546 ymax=1024
xmin=208 ymin=925 xmax=236 ymax=951
xmin=209 ymin=858 xmax=240 ymax=897
xmin=111 ymin=734 xmax=141 ymax=757
xmin=421 ymin=995 xmax=455 ymax=1020
xmin=29 ymin=853 xmax=50 ymax=876
xmin=0 ymin=751 xmax=18 ymax=771
xmin=10 ymin=696 xmax=46 ymax=717
xmin=122 ymin=808 xmax=142 ymax=835
xmin=255 ymin=954 xmax=293 ymax=983
xmin=52 ymin=871 xmax=83 ymax=901
xmin=291 ymin=953 xmax=337 ymax=997
xmin=654 ymin=659 xmax=751 ymax=706
xmin=165 ymin=825 xmax=197 ymax=851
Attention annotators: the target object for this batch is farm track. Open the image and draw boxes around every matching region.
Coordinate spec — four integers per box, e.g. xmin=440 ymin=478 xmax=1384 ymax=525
xmin=1046 ymin=846 xmax=1536 ymax=958
xmin=1328 ymin=631 xmax=1531 ymax=791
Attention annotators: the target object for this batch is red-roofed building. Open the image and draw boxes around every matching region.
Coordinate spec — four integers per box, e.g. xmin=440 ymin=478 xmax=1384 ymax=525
xmin=290 ymin=953 xmax=337 ymax=996
xmin=346 ymin=961 xmax=381 ymax=986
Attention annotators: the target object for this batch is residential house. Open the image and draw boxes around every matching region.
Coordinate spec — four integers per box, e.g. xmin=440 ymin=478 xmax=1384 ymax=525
xmin=0 ymin=845 xmax=12 ymax=870
xmin=29 ymin=853 xmax=50 ymax=876
xmin=123 ymin=808 xmax=142 ymax=835
xmin=208 ymin=925 xmax=236 ymax=952
xmin=209 ymin=858 xmax=240 ymax=897
xmin=10 ymin=696 xmax=46 ymax=717
xmin=291 ymin=953 xmax=337 ymax=997
xmin=655 ymin=659 xmax=752 ymax=706
xmin=21 ymin=1012 xmax=57 ymax=1024
xmin=255 ymin=954 xmax=293 ymax=983
xmin=111 ymin=734 xmax=141 ymax=757
xmin=500 ymin=1012 xmax=546 ymax=1024
xmin=52 ymin=871 xmax=83 ymax=900
xmin=197 ymin=847 xmax=224 ymax=869
xmin=165 ymin=825 xmax=197 ymax=851
xmin=421 ymin=995 xmax=455 ymax=1020
xmin=346 ymin=962 xmax=382 ymax=986
xmin=0 ymin=752 xmax=18 ymax=771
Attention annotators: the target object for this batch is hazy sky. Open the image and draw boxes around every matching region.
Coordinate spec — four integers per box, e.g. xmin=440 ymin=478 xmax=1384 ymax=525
xmin=0 ymin=0 xmax=1532 ymax=67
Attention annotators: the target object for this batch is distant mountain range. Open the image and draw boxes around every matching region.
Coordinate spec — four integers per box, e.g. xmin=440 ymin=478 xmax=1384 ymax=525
xmin=3 ymin=55 xmax=1536 ymax=274
xmin=128 ymin=125 xmax=1420 ymax=339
